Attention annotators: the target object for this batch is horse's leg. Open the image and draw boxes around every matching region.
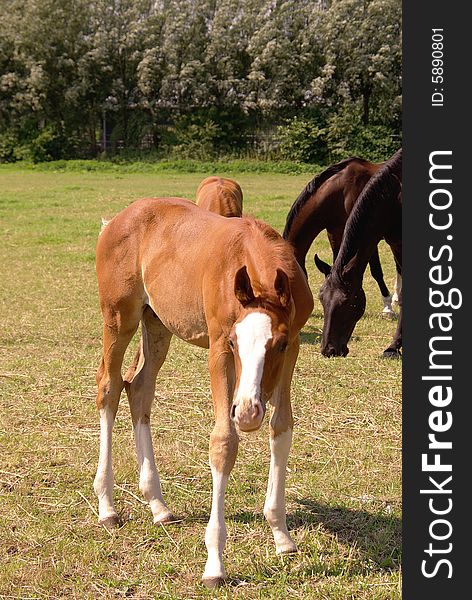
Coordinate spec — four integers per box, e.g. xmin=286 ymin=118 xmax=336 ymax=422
xmin=391 ymin=261 xmax=402 ymax=308
xmin=202 ymin=343 xmax=238 ymax=588
xmin=264 ymin=338 xmax=299 ymax=555
xmin=124 ymin=306 xmax=174 ymax=524
xmin=383 ymin=244 xmax=402 ymax=357
xmin=368 ymin=247 xmax=394 ymax=317
xmin=94 ymin=307 xmax=140 ymax=526
xmin=383 ymin=288 xmax=402 ymax=358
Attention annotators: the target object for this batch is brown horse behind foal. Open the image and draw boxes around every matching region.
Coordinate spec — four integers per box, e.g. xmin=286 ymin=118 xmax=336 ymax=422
xmin=283 ymin=156 xmax=401 ymax=315
xmin=94 ymin=197 xmax=313 ymax=587
xmin=196 ymin=176 xmax=243 ymax=217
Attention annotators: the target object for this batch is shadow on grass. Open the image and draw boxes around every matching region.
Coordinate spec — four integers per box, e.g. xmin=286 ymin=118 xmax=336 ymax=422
xmin=152 ymin=500 xmax=400 ymax=588
xmin=223 ymin=498 xmax=401 ymax=581
xmin=186 ymin=510 xmax=262 ymax=526
xmin=290 ymin=498 xmax=401 ymax=571
xmin=299 ymin=323 xmax=322 ymax=345
xmin=229 ymin=510 xmax=261 ymax=524
xmin=298 ymin=321 xmax=361 ymax=346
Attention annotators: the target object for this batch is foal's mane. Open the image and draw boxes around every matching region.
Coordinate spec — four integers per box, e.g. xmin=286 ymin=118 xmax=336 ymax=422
xmin=282 ymin=156 xmax=369 ymax=239
xmin=331 ymin=149 xmax=402 ymax=285
xmin=234 ymin=217 xmax=297 ymax=279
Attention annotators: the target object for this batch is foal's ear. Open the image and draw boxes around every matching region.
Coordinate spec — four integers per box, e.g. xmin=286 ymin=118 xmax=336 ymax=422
xmin=274 ymin=268 xmax=291 ymax=308
xmin=314 ymin=254 xmax=332 ymax=278
xmin=234 ymin=266 xmax=255 ymax=306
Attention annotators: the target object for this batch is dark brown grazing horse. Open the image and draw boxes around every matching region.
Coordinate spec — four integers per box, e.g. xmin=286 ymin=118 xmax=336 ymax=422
xmin=283 ymin=156 xmax=401 ymax=316
xmin=94 ymin=197 xmax=313 ymax=586
xmin=196 ymin=176 xmax=243 ymax=217
xmin=314 ymin=149 xmax=402 ymax=358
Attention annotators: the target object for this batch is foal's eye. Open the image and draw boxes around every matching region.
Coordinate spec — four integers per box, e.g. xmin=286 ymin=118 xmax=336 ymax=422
xmin=279 ymin=341 xmax=288 ymax=353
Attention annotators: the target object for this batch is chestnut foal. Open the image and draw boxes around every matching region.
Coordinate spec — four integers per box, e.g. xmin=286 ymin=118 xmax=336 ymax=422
xmin=196 ymin=176 xmax=243 ymax=217
xmin=94 ymin=197 xmax=313 ymax=586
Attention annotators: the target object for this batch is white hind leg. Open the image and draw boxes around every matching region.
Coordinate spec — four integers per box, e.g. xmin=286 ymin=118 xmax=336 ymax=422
xmin=381 ymin=294 xmax=395 ymax=318
xmin=125 ymin=306 xmax=175 ymax=524
xmin=94 ymin=310 xmax=140 ymax=526
xmin=391 ymin=273 xmax=402 ymax=308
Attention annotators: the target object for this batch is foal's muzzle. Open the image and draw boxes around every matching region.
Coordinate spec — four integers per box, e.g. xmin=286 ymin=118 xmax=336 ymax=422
xmin=231 ymin=398 xmax=265 ymax=432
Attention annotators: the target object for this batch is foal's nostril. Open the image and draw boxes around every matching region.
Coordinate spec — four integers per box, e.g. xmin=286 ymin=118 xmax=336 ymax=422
xmin=230 ymin=404 xmax=237 ymax=420
xmin=252 ymin=403 xmax=260 ymax=420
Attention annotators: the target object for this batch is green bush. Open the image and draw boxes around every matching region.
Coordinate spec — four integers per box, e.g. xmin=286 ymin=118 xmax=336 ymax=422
xmin=162 ymin=116 xmax=222 ymax=160
xmin=277 ymin=117 xmax=328 ymax=163
xmin=0 ymin=132 xmax=19 ymax=163
xmin=325 ymin=108 xmax=400 ymax=162
xmin=27 ymin=126 xmax=71 ymax=163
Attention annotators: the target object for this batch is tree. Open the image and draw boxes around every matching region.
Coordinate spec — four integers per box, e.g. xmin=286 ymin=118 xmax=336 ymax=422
xmin=308 ymin=0 xmax=402 ymax=127
xmin=246 ymin=0 xmax=323 ymax=115
xmin=86 ymin=0 xmax=156 ymax=148
xmin=204 ymin=0 xmax=258 ymax=109
xmin=0 ymin=0 xmax=402 ymax=160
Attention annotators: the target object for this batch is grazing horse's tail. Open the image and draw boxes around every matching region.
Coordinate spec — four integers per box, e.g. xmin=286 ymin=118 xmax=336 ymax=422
xmin=282 ymin=156 xmax=366 ymax=240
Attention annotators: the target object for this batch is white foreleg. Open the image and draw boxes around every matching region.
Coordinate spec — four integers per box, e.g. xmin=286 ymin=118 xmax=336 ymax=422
xmin=264 ymin=428 xmax=297 ymax=554
xmin=202 ymin=466 xmax=229 ymax=586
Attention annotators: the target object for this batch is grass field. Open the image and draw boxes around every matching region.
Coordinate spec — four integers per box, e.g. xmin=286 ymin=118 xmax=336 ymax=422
xmin=0 ymin=164 xmax=401 ymax=599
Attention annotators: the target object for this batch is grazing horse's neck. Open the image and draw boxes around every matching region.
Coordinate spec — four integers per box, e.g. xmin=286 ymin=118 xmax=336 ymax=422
xmin=331 ymin=200 xmax=387 ymax=284
xmin=283 ymin=158 xmax=368 ymax=259
xmin=331 ymin=237 xmax=379 ymax=288
xmin=331 ymin=150 xmax=402 ymax=286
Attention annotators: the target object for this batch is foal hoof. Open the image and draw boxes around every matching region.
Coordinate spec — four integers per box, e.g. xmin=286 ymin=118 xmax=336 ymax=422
xmin=202 ymin=576 xmax=225 ymax=589
xmin=276 ymin=542 xmax=298 ymax=555
xmin=99 ymin=514 xmax=120 ymax=528
xmin=382 ymin=349 xmax=401 ymax=359
xmin=153 ymin=512 xmax=177 ymax=525
xmin=381 ymin=309 xmax=395 ymax=320
xmin=277 ymin=547 xmax=298 ymax=556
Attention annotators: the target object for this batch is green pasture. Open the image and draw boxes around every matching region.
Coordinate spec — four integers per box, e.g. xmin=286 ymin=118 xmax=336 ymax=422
xmin=0 ymin=164 xmax=401 ymax=599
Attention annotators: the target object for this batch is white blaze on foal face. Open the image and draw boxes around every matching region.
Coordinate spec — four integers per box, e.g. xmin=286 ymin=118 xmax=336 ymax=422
xmin=232 ymin=312 xmax=272 ymax=431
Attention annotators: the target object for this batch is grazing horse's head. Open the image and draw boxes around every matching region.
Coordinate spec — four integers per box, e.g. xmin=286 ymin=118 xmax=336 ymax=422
xmin=315 ymin=254 xmax=366 ymax=357
xmin=228 ymin=265 xmax=292 ymax=432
